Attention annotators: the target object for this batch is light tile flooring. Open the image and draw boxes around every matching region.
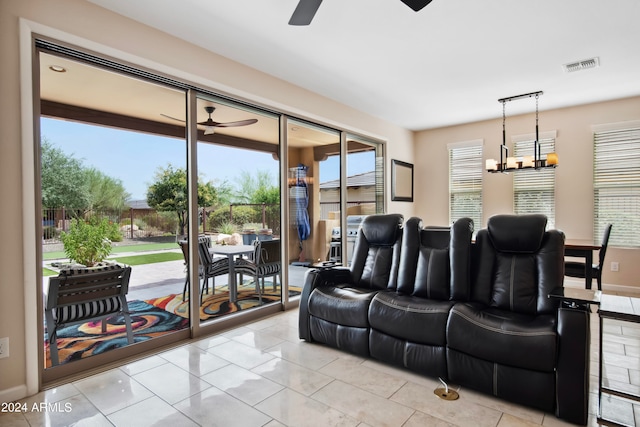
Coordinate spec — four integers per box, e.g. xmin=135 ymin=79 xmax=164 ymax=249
xmin=5 ymin=285 xmax=640 ymax=426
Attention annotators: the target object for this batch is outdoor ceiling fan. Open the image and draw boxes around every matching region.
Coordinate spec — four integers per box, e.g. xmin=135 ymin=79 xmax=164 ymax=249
xmin=288 ymin=0 xmax=433 ymax=25
xmin=161 ymin=106 xmax=258 ymax=135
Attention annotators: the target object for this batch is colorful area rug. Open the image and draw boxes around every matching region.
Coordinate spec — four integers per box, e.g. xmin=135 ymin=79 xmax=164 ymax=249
xmin=44 ymin=300 xmax=188 ymax=367
xmin=146 ymin=281 xmax=301 ymax=321
xmin=44 ymin=283 xmax=300 ymax=366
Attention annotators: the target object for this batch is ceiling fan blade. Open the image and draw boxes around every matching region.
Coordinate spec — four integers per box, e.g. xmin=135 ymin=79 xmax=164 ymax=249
xmin=289 ymin=0 xmax=322 ymax=26
xmin=400 ymin=0 xmax=433 ymax=12
xmin=160 ymin=113 xmax=185 ymax=123
xmin=165 ymin=109 xmax=257 ymax=128
xmin=214 ymin=119 xmax=259 ymax=128
xmin=198 ymin=118 xmax=219 ymax=126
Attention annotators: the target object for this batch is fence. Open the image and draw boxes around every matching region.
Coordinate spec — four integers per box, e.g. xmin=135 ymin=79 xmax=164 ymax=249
xmin=43 ymin=200 xmax=377 ymax=243
xmin=42 ymin=207 xmax=179 ymax=243
xmin=206 ymin=203 xmax=281 ymax=236
xmin=42 ymin=204 xmax=282 ymax=243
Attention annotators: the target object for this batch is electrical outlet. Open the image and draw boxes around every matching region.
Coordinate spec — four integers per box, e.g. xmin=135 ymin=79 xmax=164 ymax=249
xmin=0 ymin=337 xmax=9 ymax=359
xmin=611 ymin=261 xmax=619 ymax=272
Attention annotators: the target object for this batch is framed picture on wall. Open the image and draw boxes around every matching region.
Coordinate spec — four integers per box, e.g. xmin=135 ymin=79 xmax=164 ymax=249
xmin=391 ymin=159 xmax=414 ymax=202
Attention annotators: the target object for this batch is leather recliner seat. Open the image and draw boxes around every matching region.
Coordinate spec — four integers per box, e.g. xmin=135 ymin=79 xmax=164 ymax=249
xmin=299 ymin=213 xmax=403 ymax=356
xmin=447 ymin=214 xmax=563 ymax=412
xmin=298 ymin=214 xmax=591 ymax=425
xmin=368 ymin=217 xmax=473 ymax=378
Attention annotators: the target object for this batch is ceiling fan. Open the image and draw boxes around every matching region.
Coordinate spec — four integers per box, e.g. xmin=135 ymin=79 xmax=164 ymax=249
xmin=288 ymin=0 xmax=433 ymax=26
xmin=161 ymin=106 xmax=258 ymax=135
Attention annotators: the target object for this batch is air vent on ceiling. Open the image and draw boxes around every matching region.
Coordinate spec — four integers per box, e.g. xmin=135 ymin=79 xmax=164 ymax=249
xmin=563 ymin=57 xmax=600 ymax=73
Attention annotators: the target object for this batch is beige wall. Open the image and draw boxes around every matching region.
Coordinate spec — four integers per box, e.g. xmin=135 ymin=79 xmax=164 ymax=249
xmin=415 ymin=96 xmax=640 ymax=288
xmin=0 ymin=0 xmax=414 ymax=400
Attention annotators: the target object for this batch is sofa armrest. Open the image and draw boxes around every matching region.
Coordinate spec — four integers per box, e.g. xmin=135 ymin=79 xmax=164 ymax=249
xmin=549 ymin=287 xmax=599 ymax=425
xmin=556 ymin=305 xmax=591 ymax=425
xmin=299 ymin=267 xmax=352 ymax=341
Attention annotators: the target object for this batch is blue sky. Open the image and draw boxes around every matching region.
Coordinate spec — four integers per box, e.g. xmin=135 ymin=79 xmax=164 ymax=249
xmin=41 ymin=118 xmax=374 ymax=200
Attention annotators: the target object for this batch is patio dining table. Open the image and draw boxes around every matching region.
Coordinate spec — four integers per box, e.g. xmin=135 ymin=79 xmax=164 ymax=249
xmin=209 ymin=244 xmax=255 ymax=303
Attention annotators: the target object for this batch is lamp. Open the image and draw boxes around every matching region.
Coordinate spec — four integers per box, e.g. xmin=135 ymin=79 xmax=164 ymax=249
xmin=486 ymin=91 xmax=558 ymax=173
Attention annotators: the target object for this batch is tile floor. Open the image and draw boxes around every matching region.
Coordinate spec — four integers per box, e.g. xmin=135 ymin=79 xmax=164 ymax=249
xmin=4 ymin=285 xmax=640 ymax=426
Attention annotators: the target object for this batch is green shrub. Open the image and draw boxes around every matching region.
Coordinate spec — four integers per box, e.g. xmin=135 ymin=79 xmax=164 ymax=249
xmin=134 ymin=218 xmax=148 ymax=230
xmin=210 ymin=205 xmax=270 ymax=230
xmin=60 ymin=218 xmax=113 ymax=266
xmin=209 ymin=207 xmax=231 ymax=230
xmin=104 ymin=219 xmax=123 ymax=242
xmin=242 ymin=222 xmax=264 ymax=231
xmin=159 ymin=211 xmax=179 ymax=234
xmin=217 ymin=221 xmax=237 ymax=234
xmin=230 ymin=206 xmax=261 ymax=226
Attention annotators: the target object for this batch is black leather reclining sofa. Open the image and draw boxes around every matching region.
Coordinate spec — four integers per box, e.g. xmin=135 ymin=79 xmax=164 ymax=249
xmin=299 ymin=213 xmax=591 ymax=425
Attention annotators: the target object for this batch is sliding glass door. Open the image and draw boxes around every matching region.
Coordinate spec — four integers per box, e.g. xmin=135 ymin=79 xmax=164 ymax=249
xmin=38 ymin=49 xmax=191 ymax=381
xmin=286 ymin=119 xmax=341 ymax=290
xmin=34 ymin=40 xmax=385 ymax=385
xmin=193 ymin=94 xmax=281 ymax=326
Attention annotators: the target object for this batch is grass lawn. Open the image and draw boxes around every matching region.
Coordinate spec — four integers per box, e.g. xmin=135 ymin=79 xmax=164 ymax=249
xmin=42 ymin=250 xmax=183 ymax=277
xmin=107 ymin=252 xmax=184 ymax=265
xmin=43 ymin=268 xmax=58 ymax=276
xmin=43 ymin=242 xmax=179 ymax=260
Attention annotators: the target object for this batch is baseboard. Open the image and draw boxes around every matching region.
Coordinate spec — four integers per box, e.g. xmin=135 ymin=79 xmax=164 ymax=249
xmin=564 ymin=278 xmax=640 ymax=296
xmin=602 ymin=283 xmax=640 ymax=296
xmin=0 ymin=384 xmax=28 ymax=403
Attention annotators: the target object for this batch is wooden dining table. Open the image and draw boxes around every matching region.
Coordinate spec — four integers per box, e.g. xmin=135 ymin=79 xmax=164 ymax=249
xmin=565 ymin=239 xmax=602 ymax=290
xmin=209 ymin=244 xmax=255 ymax=303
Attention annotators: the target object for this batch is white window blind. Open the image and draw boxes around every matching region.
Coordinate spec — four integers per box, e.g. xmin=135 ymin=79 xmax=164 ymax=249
xmin=594 ymin=126 xmax=640 ymax=247
xmin=513 ymin=138 xmax=556 ymax=228
xmin=449 ymin=141 xmax=483 ymax=228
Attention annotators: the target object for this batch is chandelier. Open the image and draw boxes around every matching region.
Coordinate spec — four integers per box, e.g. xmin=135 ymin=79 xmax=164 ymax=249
xmin=486 ymin=91 xmax=558 ymax=173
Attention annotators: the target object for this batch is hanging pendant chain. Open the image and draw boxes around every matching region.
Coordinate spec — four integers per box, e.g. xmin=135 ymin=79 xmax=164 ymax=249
xmin=535 ymin=93 xmax=539 ymax=129
xmin=502 ymin=101 xmax=506 ymax=143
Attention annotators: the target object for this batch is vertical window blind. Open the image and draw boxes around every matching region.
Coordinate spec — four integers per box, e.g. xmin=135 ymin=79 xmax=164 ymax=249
xmin=449 ymin=141 xmax=483 ymax=228
xmin=513 ymin=138 xmax=556 ymax=228
xmin=594 ymin=126 xmax=640 ymax=247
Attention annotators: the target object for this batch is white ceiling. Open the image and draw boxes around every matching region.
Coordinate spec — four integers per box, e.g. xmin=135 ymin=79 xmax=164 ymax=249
xmin=87 ymin=0 xmax=640 ymax=131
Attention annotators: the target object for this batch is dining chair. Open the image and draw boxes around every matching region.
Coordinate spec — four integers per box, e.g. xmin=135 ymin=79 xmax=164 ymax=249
xmin=178 ymin=239 xmax=202 ymax=301
xmin=565 ymin=224 xmax=613 ymax=290
xmin=234 ymin=239 xmax=282 ymax=304
xmin=196 ymin=235 xmax=230 ymax=304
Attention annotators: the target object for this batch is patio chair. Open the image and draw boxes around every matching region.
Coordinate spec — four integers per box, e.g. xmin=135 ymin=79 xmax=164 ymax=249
xmin=179 ymin=236 xmax=231 ymax=303
xmin=197 ymin=235 xmax=231 ymax=304
xmin=178 ymin=239 xmax=202 ymax=301
xmin=234 ymin=239 xmax=282 ymax=304
xmin=45 ymin=264 xmax=133 ymax=366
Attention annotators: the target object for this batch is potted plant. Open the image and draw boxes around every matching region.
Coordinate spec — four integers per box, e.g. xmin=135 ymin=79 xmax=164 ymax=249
xmin=60 ymin=218 xmax=113 ymax=267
